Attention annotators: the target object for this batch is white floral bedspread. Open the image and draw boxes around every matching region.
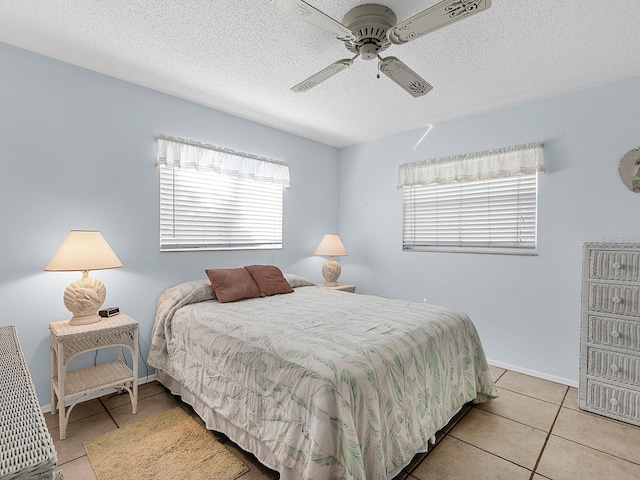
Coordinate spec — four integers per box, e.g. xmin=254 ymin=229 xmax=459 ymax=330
xmin=148 ymin=281 xmax=497 ymax=480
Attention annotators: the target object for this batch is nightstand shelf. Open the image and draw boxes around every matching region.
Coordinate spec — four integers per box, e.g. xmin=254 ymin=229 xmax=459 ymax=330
xmin=49 ymin=313 xmax=139 ymax=440
xmin=57 ymin=360 xmax=133 ymax=396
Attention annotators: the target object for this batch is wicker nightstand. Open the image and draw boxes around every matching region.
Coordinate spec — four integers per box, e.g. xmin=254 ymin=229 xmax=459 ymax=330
xmin=49 ymin=313 xmax=139 ymax=440
xmin=317 ymin=283 xmax=356 ymax=293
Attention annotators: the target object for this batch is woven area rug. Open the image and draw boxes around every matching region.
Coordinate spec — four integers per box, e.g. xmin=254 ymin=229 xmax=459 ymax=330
xmin=84 ymin=407 xmax=248 ymax=480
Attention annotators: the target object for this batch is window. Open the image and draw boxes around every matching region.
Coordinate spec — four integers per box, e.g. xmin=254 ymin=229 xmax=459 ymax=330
xmin=399 ymin=143 xmax=544 ymax=255
xmin=156 ymin=135 xmax=289 ymax=251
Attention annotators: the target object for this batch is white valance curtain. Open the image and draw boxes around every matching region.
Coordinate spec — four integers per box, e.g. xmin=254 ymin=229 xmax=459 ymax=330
xmin=397 ymin=142 xmax=544 ymax=188
xmin=155 ymin=134 xmax=290 ymax=187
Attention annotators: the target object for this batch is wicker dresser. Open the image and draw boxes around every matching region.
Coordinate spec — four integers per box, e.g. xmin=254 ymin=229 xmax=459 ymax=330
xmin=579 ymin=243 xmax=640 ymax=426
xmin=0 ymin=325 xmax=63 ymax=479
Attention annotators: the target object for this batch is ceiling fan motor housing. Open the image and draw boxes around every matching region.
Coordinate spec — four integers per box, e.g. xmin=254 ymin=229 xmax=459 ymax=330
xmin=342 ymin=4 xmax=397 ymax=59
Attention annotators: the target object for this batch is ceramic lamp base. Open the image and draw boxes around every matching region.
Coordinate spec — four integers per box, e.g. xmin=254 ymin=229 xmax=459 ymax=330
xmin=63 ymin=276 xmax=106 ymax=325
xmin=321 ymin=260 xmax=342 ymax=286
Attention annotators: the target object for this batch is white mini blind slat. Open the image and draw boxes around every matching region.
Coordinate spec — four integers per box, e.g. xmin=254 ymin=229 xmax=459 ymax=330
xmin=403 ymin=173 xmax=539 ymax=254
xmin=160 ymin=167 xmax=284 ymax=251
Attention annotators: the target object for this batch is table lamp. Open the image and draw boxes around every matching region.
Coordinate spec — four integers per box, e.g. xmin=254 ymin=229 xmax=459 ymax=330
xmin=314 ymin=234 xmax=347 ymax=286
xmin=44 ymin=230 xmax=122 ymax=325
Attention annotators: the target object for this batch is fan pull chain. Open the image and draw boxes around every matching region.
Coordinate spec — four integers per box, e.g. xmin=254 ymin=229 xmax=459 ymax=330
xmin=377 ymin=55 xmax=381 ymax=79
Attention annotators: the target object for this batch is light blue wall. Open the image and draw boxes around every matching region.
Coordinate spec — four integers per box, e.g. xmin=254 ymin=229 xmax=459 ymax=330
xmin=0 ymin=42 xmax=339 ymax=405
xmin=4 ymin=39 xmax=640 ymax=404
xmin=338 ymin=76 xmax=640 ymax=383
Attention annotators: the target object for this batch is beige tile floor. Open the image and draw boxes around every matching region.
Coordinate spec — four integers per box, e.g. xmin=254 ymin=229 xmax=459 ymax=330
xmin=47 ymin=366 xmax=640 ymax=480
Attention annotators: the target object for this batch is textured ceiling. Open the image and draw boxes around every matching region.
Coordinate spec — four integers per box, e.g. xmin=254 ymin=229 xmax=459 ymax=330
xmin=2 ymin=1 xmax=640 ymax=148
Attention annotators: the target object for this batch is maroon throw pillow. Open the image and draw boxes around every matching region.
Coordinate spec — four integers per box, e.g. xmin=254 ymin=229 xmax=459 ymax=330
xmin=205 ymin=268 xmax=261 ymax=303
xmin=244 ymin=265 xmax=294 ymax=296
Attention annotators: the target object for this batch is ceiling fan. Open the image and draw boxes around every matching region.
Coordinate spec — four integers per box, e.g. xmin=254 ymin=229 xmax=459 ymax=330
xmin=270 ymin=0 xmax=491 ymax=97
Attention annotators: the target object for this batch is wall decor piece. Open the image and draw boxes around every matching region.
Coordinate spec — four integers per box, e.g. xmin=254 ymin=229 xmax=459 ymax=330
xmin=619 ymin=147 xmax=640 ymax=192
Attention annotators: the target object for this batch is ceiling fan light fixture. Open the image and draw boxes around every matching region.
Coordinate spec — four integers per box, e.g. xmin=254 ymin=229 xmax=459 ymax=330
xmin=359 ymin=43 xmax=378 ymax=60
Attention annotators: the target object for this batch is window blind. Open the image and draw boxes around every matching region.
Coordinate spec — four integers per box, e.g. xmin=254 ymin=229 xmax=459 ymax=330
xmin=160 ymin=168 xmax=283 ymax=251
xmin=403 ymin=174 xmax=538 ymax=254
xmin=399 ymin=143 xmax=543 ymax=255
xmin=156 ymin=135 xmax=288 ymax=252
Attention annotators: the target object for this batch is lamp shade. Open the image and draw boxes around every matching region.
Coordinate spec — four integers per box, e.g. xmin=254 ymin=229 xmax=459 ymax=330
xmin=44 ymin=230 xmax=122 ymax=272
xmin=314 ymin=234 xmax=347 ymax=257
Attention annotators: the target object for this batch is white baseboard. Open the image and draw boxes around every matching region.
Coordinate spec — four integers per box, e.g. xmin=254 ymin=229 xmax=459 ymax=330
xmin=488 ymin=359 xmax=578 ymax=388
xmin=41 ymin=373 xmax=157 ymax=414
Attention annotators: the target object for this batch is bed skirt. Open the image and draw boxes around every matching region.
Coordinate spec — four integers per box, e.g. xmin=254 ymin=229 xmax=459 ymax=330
xmin=156 ymin=369 xmax=463 ymax=480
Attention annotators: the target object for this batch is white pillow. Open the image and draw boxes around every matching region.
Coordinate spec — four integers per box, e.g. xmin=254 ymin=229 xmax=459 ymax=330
xmin=283 ymin=273 xmax=317 ymax=288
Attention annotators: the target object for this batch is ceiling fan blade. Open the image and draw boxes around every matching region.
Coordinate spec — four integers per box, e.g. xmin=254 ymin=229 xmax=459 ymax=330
xmin=291 ymin=58 xmax=355 ymax=92
xmin=379 ymin=56 xmax=433 ymax=98
xmin=387 ymin=0 xmax=491 ymax=45
xmin=270 ymin=0 xmax=355 ymax=42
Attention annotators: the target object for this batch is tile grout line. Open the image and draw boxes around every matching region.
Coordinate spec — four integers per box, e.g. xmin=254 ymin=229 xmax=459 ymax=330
xmin=530 ymin=391 xmax=640 ymax=470
xmin=404 ymin=404 xmax=473 ymax=476
xmin=411 ymin=370 xmax=542 ymax=476
xmin=446 ymin=429 xmax=536 ymax=474
xmin=52 ymin=400 xmax=119 ymax=468
xmin=527 ymin=386 xmax=569 ymax=480
xmin=56 ymin=389 xmax=168 ymax=470
xmin=549 ymin=430 xmax=640 ymax=468
xmin=495 ymin=384 xmax=567 ymax=407
xmin=475 ymin=404 xmax=559 ymax=435
xmin=99 ymin=396 xmax=121 ymax=429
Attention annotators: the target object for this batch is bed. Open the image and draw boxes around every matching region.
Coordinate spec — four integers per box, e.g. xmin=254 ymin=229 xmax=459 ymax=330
xmin=148 ymin=270 xmax=497 ymax=480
